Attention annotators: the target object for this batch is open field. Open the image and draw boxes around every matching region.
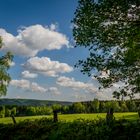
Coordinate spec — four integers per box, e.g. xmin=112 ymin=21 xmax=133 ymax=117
xmin=0 ymin=112 xmax=139 ymax=124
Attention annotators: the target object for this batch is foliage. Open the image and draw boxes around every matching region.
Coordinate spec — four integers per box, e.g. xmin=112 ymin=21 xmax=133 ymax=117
xmin=0 ymin=118 xmax=140 ymax=140
xmin=72 ymin=102 xmax=86 ymax=113
xmin=113 ymin=89 xmax=128 ymax=101
xmin=120 ymin=101 xmax=129 ymax=112
xmin=73 ymin=0 xmax=140 ymax=97
xmin=5 ymin=108 xmax=11 ymax=117
xmin=0 ymin=106 xmax=17 ymax=118
xmin=90 ymin=98 xmax=100 ymax=112
xmin=52 ymin=104 xmax=62 ymax=111
xmin=0 ymin=98 xmax=73 ymax=106
xmin=0 ymin=99 xmax=139 ymax=118
xmin=0 ymin=37 xmax=13 ymax=96
xmin=0 ymin=106 xmax=5 ymax=118
xmin=11 ymin=107 xmax=16 ymax=116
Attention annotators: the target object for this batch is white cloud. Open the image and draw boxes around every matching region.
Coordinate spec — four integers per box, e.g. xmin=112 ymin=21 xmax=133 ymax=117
xmin=57 ymin=76 xmax=90 ymax=89
xmin=57 ymin=76 xmax=99 ymax=94
xmin=30 ymin=82 xmax=47 ymax=93
xmin=10 ymin=79 xmax=60 ymax=95
xmin=48 ymin=87 xmax=61 ymax=95
xmin=10 ymin=79 xmax=30 ymax=89
xmin=49 ymin=23 xmax=58 ymax=31
xmin=57 ymin=76 xmax=111 ymax=100
xmin=21 ymin=70 xmax=38 ymax=78
xmin=0 ymin=24 xmax=70 ymax=57
xmin=10 ymin=79 xmax=47 ymax=93
xmin=22 ymin=57 xmax=73 ymax=77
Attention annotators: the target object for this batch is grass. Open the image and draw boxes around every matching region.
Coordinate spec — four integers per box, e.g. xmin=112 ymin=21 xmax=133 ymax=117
xmin=58 ymin=112 xmax=139 ymax=121
xmin=0 ymin=112 xmax=139 ymax=124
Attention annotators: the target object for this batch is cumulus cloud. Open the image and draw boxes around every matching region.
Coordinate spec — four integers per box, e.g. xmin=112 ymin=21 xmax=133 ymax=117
xmin=10 ymin=79 xmax=30 ymax=89
xmin=57 ymin=76 xmax=91 ymax=90
xmin=21 ymin=70 xmax=38 ymax=78
xmin=10 ymin=79 xmax=59 ymax=94
xmin=48 ymin=87 xmax=61 ymax=95
xmin=56 ymin=76 xmax=99 ymax=94
xmin=0 ymin=24 xmax=70 ymax=57
xmin=10 ymin=79 xmax=46 ymax=93
xmin=30 ymin=82 xmax=47 ymax=93
xmin=57 ymin=76 xmax=111 ymax=100
xmin=22 ymin=57 xmax=73 ymax=77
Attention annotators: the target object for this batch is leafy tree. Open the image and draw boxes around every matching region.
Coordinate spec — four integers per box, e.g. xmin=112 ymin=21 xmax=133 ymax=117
xmin=61 ymin=105 xmax=69 ymax=114
xmin=90 ymin=99 xmax=100 ymax=112
xmin=45 ymin=106 xmax=53 ymax=115
xmin=26 ymin=106 xmax=36 ymax=116
xmin=113 ymin=89 xmax=128 ymax=101
xmin=126 ymin=100 xmax=137 ymax=112
xmin=111 ymin=101 xmax=120 ymax=112
xmin=11 ymin=107 xmax=16 ymax=116
xmin=120 ymin=101 xmax=128 ymax=112
xmin=73 ymin=0 xmax=140 ymax=97
xmin=0 ymin=37 xmax=13 ymax=96
xmin=105 ymin=101 xmax=112 ymax=111
xmin=0 ymin=106 xmax=5 ymax=118
xmin=73 ymin=102 xmax=86 ymax=113
xmin=5 ymin=108 xmax=11 ymax=117
xmin=99 ymin=102 xmax=106 ymax=112
xmin=113 ymin=91 xmax=121 ymax=100
xmin=52 ymin=104 xmax=62 ymax=112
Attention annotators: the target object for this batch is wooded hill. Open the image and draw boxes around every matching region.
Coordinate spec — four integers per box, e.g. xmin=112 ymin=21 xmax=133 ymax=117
xmin=0 ymin=98 xmax=73 ymax=106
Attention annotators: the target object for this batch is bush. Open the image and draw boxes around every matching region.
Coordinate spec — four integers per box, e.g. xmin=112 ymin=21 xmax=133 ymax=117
xmin=0 ymin=118 xmax=140 ymax=140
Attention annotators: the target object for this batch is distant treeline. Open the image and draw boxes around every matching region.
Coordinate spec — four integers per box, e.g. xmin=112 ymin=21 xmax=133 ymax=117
xmin=0 ymin=99 xmax=140 ymax=117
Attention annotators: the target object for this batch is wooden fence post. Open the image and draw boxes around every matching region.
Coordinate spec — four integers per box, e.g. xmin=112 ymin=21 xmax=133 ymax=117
xmin=53 ymin=110 xmax=58 ymax=122
xmin=106 ymin=108 xmax=114 ymax=124
xmin=11 ymin=115 xmax=16 ymax=124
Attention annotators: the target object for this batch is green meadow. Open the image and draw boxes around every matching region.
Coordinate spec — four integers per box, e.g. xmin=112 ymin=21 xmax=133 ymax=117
xmin=0 ymin=112 xmax=139 ymax=124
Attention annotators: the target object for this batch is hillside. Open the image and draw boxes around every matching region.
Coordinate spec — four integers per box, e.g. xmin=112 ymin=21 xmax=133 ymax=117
xmin=0 ymin=98 xmax=73 ymax=106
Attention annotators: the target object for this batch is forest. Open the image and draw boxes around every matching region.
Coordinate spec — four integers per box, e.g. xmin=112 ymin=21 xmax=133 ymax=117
xmin=0 ymin=99 xmax=139 ymax=117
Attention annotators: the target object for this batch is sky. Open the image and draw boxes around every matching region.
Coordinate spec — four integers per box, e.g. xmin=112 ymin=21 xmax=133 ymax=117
xmin=0 ymin=0 xmax=118 ymax=101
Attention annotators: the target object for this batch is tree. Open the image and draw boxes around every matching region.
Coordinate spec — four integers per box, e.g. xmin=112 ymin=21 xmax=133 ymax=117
xmin=61 ymin=105 xmax=69 ymax=114
xmin=120 ymin=101 xmax=128 ymax=112
xmin=113 ymin=89 xmax=128 ymax=101
xmin=0 ymin=37 xmax=13 ymax=96
xmin=73 ymin=0 xmax=140 ymax=97
xmin=90 ymin=99 xmax=100 ymax=112
xmin=112 ymin=91 xmax=121 ymax=100
xmin=11 ymin=107 xmax=16 ymax=116
xmin=26 ymin=106 xmax=36 ymax=116
xmin=126 ymin=100 xmax=137 ymax=111
xmin=99 ymin=102 xmax=106 ymax=112
xmin=73 ymin=102 xmax=86 ymax=113
xmin=52 ymin=104 xmax=62 ymax=112
xmin=45 ymin=106 xmax=53 ymax=115
xmin=111 ymin=101 xmax=120 ymax=112
xmin=0 ymin=106 xmax=5 ymax=118
xmin=5 ymin=108 xmax=11 ymax=117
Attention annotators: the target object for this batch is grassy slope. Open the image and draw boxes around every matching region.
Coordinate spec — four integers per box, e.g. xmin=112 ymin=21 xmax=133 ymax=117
xmin=0 ymin=112 xmax=139 ymax=124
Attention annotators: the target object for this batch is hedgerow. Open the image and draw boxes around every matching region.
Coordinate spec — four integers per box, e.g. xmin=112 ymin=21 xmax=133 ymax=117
xmin=0 ymin=118 xmax=140 ymax=140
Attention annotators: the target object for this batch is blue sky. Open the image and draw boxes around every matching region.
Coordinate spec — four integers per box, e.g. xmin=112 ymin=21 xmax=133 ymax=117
xmin=0 ymin=0 xmax=115 ymax=101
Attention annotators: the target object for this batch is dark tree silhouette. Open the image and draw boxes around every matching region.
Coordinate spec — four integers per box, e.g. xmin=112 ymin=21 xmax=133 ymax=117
xmin=73 ymin=0 xmax=140 ymax=97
